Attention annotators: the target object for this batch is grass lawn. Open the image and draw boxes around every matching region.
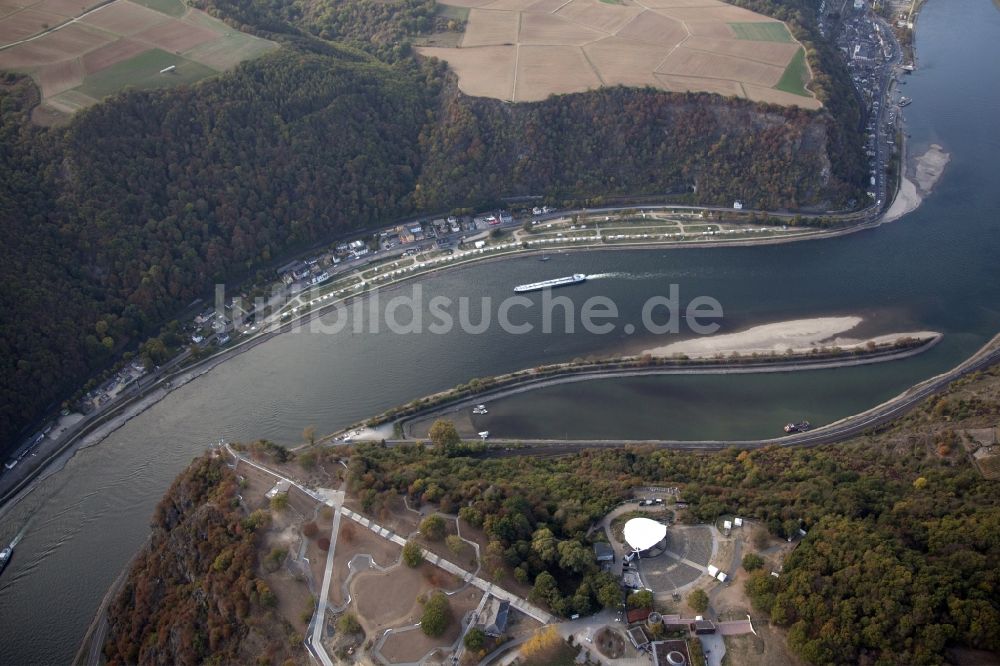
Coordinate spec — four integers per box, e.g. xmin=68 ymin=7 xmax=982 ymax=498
xmin=76 ymin=49 xmax=216 ymax=98
xmin=435 ymin=3 xmax=469 ymax=20
xmin=774 ymin=46 xmax=810 ymax=96
xmin=728 ymin=21 xmax=793 ymax=42
xmin=130 ymin=0 xmax=186 ymax=17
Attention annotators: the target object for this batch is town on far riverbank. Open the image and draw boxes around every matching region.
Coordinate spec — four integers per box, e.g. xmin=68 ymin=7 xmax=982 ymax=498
xmin=0 ymin=0 xmax=926 ymax=503
xmin=0 ymin=203 xmax=858 ymax=478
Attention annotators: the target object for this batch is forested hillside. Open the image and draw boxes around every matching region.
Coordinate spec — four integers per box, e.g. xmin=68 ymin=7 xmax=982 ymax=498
xmin=193 ymin=0 xmax=440 ymax=60
xmin=0 ymin=0 xmax=867 ymax=452
xmin=110 ymin=365 xmax=999 ymax=664
xmin=104 ymin=455 xmax=301 ymax=665
xmin=0 ymin=50 xmax=433 ymax=450
xmin=415 ymin=86 xmax=846 ymax=211
xmin=348 ymin=366 xmax=1000 ymax=664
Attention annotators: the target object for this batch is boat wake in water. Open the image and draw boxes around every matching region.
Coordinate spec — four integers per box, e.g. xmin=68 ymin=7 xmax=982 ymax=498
xmin=9 ymin=523 xmax=27 ymax=549
xmin=586 ymin=271 xmax=673 ymax=281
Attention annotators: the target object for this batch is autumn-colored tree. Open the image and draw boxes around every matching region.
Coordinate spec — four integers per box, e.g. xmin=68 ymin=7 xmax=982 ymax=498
xmin=420 ymin=514 xmax=447 ymax=541
xmin=420 ymin=591 xmax=451 ymax=637
xmin=464 ymin=627 xmax=486 ymax=651
xmin=627 ymin=589 xmax=654 ymax=609
xmin=428 ymin=419 xmax=461 ymax=453
xmin=337 ymin=613 xmax=361 ymax=635
xmin=688 ymin=588 xmax=709 ymax=613
xmin=403 ymin=540 xmax=423 ymax=567
xmin=445 ymin=534 xmax=464 ymax=554
xmin=520 ymin=626 xmax=564 ymax=662
xmin=742 ymin=553 xmax=764 ymax=572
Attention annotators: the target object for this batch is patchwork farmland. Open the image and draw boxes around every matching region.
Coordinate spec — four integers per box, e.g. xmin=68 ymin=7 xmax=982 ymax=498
xmin=0 ymin=0 xmax=276 ymax=121
xmin=417 ymin=0 xmax=819 ymax=108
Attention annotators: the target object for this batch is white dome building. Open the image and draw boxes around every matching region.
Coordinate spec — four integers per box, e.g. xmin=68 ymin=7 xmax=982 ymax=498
xmin=623 ymin=517 xmax=667 ymax=552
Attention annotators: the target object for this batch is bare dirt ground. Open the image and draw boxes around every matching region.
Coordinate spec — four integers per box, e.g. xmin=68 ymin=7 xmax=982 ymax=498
xmin=722 ymin=622 xmax=802 ymax=666
xmin=268 ymin=454 xmax=344 ymax=492
xmin=418 ymin=0 xmax=818 ymax=106
xmin=79 ymin=1 xmax=168 ymax=35
xmin=0 ymin=8 xmax=59 ymax=42
xmin=380 ymin=586 xmax=482 ymax=662
xmin=263 ymin=564 xmax=312 ymax=636
xmin=657 ymin=46 xmax=784 ymax=88
xmin=329 ymin=520 xmax=402 ymax=605
xmin=709 ymin=526 xmax=801 ymax=666
xmin=0 ymin=23 xmax=110 ymax=67
xmin=352 ymin=560 xmax=464 ymax=635
xmin=81 ymin=38 xmax=146 ymax=71
xmin=134 ymin=18 xmax=218 ymax=51
xmin=35 ymin=57 xmax=83 ymax=95
xmin=353 ymin=564 xmax=428 ymax=632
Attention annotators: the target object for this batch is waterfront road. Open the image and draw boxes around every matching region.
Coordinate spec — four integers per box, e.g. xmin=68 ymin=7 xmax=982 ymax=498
xmin=386 ymin=334 xmax=1000 ymax=456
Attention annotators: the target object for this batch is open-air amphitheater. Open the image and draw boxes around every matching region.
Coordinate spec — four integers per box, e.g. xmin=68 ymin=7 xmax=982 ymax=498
xmin=418 ymin=0 xmax=820 ymax=107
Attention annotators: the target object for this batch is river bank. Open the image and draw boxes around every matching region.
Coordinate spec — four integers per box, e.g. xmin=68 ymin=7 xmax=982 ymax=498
xmin=4 ymin=0 xmax=995 ymax=662
xmin=643 ymin=316 xmax=938 ymax=358
xmin=414 ymin=331 xmax=1000 ymax=448
xmin=884 ymin=143 xmax=951 ymax=223
xmin=321 ymin=335 xmax=942 ymax=442
xmin=0 ymin=210 xmax=903 ymax=514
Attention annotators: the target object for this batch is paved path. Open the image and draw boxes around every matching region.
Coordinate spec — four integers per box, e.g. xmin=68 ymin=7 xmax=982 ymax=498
xmin=557 ymin=610 xmax=650 ymax=666
xmin=451 ymin=587 xmax=492 ymax=665
xmin=660 ymin=548 xmax=708 ymax=573
xmin=308 ymin=491 xmax=344 ymax=666
xmin=339 ymin=508 xmax=553 ymax=624
xmin=718 ymin=619 xmax=753 ymax=636
xmin=700 ymin=633 xmax=726 ymax=666
xmin=225 ymin=446 xmax=343 ymax=665
xmin=226 ymin=444 xmax=336 ymax=507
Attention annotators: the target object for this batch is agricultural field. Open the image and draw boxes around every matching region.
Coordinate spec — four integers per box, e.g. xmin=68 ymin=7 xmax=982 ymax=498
xmin=417 ymin=0 xmax=819 ymax=107
xmin=0 ymin=0 xmax=276 ymax=122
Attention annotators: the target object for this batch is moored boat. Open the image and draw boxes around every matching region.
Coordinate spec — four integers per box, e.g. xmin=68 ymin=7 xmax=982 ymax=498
xmin=783 ymin=421 xmax=812 ymax=434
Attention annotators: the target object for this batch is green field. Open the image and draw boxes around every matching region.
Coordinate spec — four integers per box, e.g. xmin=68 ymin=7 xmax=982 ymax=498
xmin=774 ymin=46 xmax=810 ymax=96
xmin=435 ymin=3 xmax=469 ymax=20
xmin=728 ymin=21 xmax=793 ymax=42
xmin=184 ymin=30 xmax=278 ymax=70
xmin=77 ymin=49 xmax=217 ymax=98
xmin=130 ymin=0 xmax=186 ymax=17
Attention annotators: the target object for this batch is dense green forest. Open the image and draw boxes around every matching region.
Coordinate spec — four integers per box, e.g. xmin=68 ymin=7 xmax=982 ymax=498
xmin=414 ymin=86 xmax=852 ymax=211
xmin=103 ymin=455 xmax=300 ymax=665
xmin=0 ymin=50 xmax=433 ymax=450
xmin=193 ymin=0 xmax=441 ymax=61
xmin=0 ymin=0 xmax=866 ymax=453
xmin=346 ymin=367 xmax=1000 ymax=664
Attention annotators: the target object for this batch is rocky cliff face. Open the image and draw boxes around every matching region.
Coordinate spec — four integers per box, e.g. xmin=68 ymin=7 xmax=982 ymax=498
xmin=103 ymin=455 xmax=302 ymax=666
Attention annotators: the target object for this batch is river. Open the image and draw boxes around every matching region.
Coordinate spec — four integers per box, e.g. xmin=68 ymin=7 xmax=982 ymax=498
xmin=1 ymin=0 xmax=998 ymax=662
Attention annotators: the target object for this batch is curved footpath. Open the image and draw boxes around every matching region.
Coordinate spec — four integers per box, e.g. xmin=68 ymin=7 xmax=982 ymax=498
xmin=439 ymin=333 xmax=1000 ymax=455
